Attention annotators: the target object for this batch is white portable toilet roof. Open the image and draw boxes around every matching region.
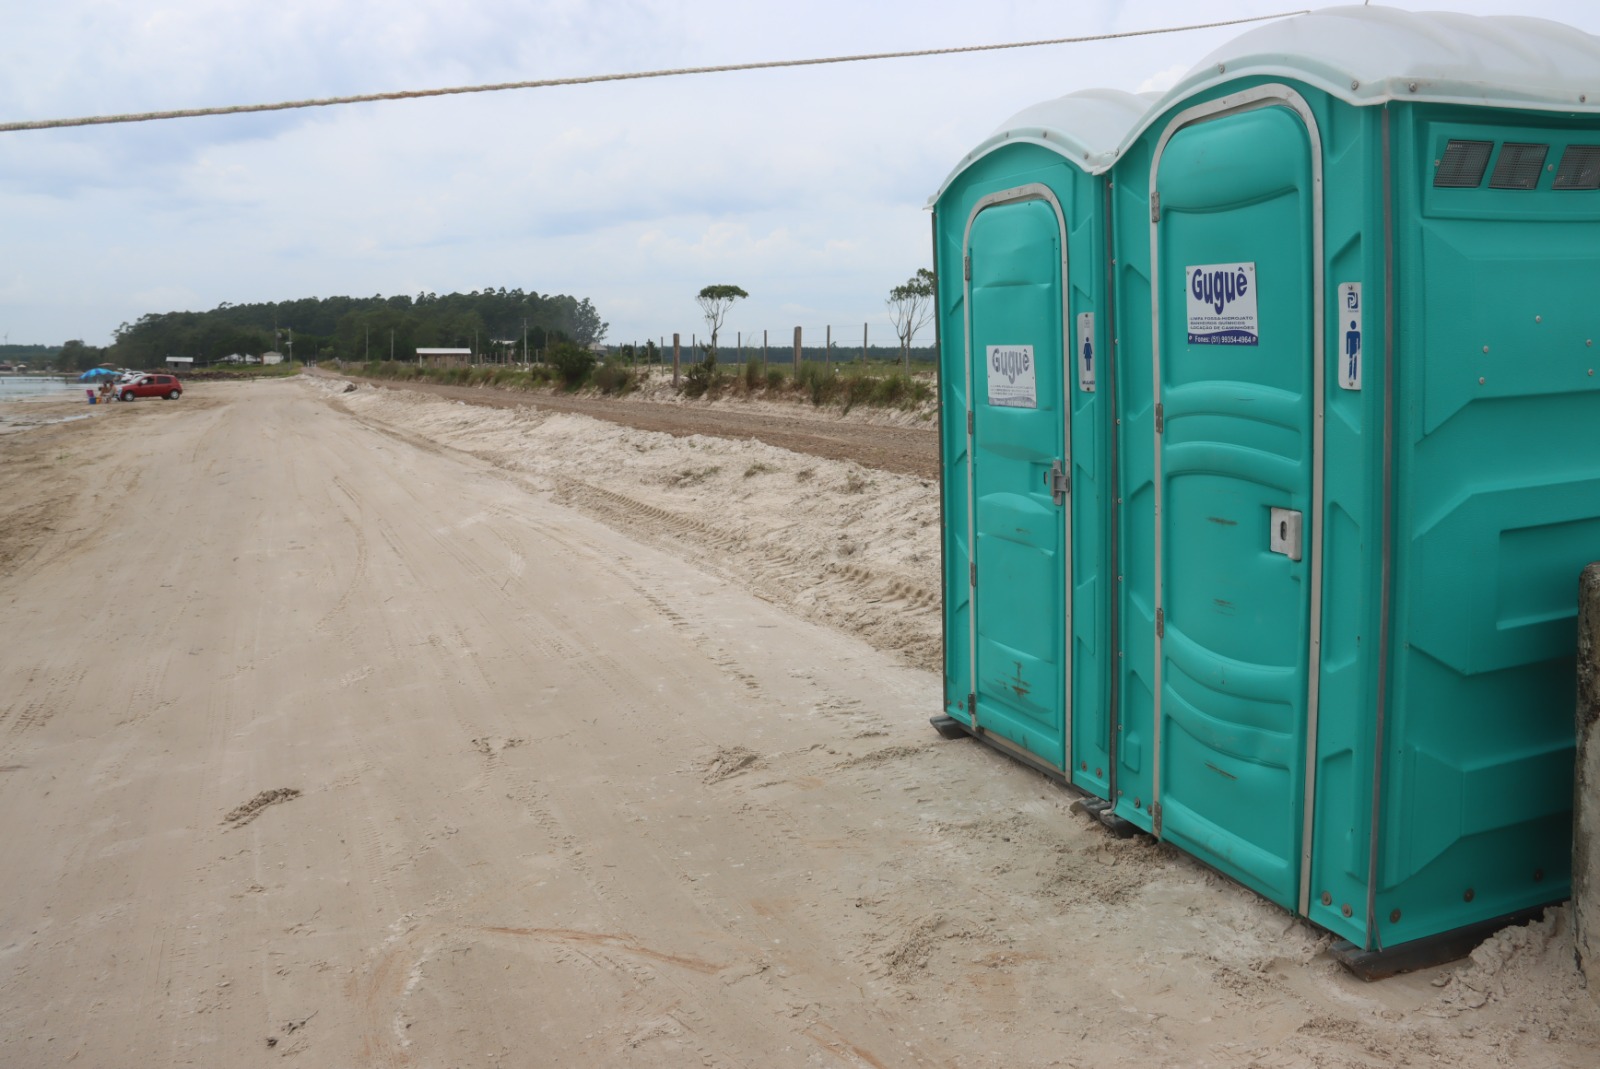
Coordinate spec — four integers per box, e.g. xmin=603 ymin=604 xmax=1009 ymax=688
xmin=1127 ymin=5 xmax=1600 ymax=147
xmin=930 ymin=8 xmax=1600 ymax=204
xmin=928 ymin=88 xmax=1155 ymax=204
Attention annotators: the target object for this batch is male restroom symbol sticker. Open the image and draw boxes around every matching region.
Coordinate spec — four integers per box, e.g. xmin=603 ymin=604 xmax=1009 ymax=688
xmin=1338 ymin=282 xmax=1362 ymax=391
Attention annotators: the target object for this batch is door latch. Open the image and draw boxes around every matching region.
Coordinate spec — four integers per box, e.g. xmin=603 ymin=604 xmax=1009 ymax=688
xmin=1049 ymin=459 xmax=1070 ymax=505
xmin=1270 ymin=507 xmax=1303 ymax=562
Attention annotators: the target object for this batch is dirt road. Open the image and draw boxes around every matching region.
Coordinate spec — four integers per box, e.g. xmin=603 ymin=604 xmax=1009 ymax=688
xmin=316 ymin=368 xmax=941 ymax=479
xmin=0 ymin=378 xmax=1592 ymax=1068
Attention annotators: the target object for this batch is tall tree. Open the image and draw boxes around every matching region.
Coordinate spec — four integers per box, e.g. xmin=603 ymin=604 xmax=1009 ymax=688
xmin=105 ymin=287 xmax=606 ymax=364
xmin=695 ymin=284 xmax=747 ymax=359
xmin=887 ymin=268 xmax=935 ymax=369
xmin=58 ymin=339 xmax=103 ymax=371
xmin=566 ymin=297 xmax=609 ymax=348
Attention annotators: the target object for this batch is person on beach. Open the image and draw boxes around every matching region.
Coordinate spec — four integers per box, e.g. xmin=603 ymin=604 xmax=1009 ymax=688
xmin=99 ymin=380 xmax=113 ymax=404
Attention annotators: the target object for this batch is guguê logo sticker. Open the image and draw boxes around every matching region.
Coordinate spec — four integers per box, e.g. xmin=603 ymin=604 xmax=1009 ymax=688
xmin=1186 ymin=262 xmax=1258 ymax=346
xmin=986 ymin=345 xmax=1037 ymax=408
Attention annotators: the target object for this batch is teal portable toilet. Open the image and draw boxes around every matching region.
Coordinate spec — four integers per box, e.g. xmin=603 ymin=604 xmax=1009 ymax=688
xmin=929 ymin=89 xmax=1150 ymax=799
xmin=1101 ymin=6 xmax=1600 ymax=965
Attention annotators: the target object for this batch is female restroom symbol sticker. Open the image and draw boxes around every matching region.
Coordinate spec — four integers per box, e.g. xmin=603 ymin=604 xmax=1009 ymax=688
xmin=1338 ymin=282 xmax=1362 ymax=390
xmin=1076 ymin=312 xmax=1096 ymax=393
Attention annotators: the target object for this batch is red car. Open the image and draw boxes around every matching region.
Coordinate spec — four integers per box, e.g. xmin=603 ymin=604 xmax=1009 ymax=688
xmin=118 ymin=374 xmax=183 ymax=401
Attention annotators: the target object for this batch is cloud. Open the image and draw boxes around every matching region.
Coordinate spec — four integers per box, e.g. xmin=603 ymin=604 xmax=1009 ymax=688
xmin=3 ymin=0 xmax=1598 ymax=346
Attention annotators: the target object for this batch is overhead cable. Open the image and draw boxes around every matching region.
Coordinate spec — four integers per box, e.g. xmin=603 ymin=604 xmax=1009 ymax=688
xmin=0 ymin=11 xmax=1308 ymax=134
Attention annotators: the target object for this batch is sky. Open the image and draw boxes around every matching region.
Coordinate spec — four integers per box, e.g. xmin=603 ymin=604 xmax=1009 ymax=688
xmin=3 ymin=1 xmax=1598 ymax=352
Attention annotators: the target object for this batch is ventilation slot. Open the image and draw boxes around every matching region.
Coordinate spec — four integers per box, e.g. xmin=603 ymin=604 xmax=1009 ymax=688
xmin=1490 ymin=143 xmax=1548 ymax=189
xmin=1434 ymin=140 xmax=1492 ymax=188
xmin=1554 ymin=145 xmax=1600 ymax=190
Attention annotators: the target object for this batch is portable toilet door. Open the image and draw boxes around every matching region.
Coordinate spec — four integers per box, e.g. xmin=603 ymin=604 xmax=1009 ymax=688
xmin=930 ymin=90 xmax=1148 ymax=796
xmin=1106 ymin=6 xmax=1600 ymax=958
xmin=1145 ymin=86 xmax=1324 ymax=913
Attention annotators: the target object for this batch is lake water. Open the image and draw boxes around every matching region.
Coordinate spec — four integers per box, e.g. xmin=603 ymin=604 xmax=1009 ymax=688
xmin=0 ymin=376 xmax=101 ymax=433
xmin=0 ymin=376 xmax=88 ymax=404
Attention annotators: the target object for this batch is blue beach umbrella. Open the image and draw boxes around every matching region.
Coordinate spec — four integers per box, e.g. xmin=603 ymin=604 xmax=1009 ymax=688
xmin=77 ymin=368 xmax=119 ymax=381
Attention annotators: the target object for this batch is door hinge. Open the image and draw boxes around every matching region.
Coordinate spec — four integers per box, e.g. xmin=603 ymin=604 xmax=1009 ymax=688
xmin=967 ymin=409 xmax=974 ymax=436
xmin=970 ymin=562 xmax=977 ymax=587
xmin=1150 ymin=192 xmax=1161 ymax=223
xmin=1152 ymin=801 xmax=1163 ymax=836
xmin=1155 ymin=607 xmax=1164 ymax=639
xmin=967 ymin=692 xmax=977 ymax=718
xmin=1154 ymin=402 xmax=1165 ymax=434
xmin=1049 ymin=459 xmax=1070 ymax=505
xmin=964 ymin=254 xmax=972 ymax=281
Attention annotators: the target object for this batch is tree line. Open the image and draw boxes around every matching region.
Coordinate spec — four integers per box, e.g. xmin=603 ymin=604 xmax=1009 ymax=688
xmin=52 ymin=288 xmax=609 ymax=371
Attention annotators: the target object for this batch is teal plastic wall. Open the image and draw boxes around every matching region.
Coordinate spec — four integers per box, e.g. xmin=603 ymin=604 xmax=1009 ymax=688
xmin=1371 ymin=103 xmax=1600 ymax=948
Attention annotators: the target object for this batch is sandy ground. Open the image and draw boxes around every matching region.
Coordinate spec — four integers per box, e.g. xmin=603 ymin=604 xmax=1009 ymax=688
xmin=313 ymin=366 xmax=941 ymax=479
xmin=0 ymin=376 xmax=1594 ymax=1068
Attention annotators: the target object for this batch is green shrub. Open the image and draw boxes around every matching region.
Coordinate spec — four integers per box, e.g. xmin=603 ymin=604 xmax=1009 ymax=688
xmin=840 ymin=373 xmax=876 ymax=414
xmin=682 ymin=351 xmax=721 ymax=398
xmin=591 ymin=363 xmax=636 ymax=395
xmin=765 ymin=367 xmax=787 ymax=391
xmin=795 ymin=361 xmax=842 ymax=406
xmin=371 ymin=360 xmax=418 ymax=380
xmin=549 ymin=342 xmax=596 ymax=387
xmin=871 ymin=372 xmax=911 ymax=406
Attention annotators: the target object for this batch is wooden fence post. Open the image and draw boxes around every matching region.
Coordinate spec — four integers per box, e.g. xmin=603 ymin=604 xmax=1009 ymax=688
xmin=793 ymin=326 xmax=802 ymax=372
xmin=673 ymin=333 xmax=680 ymax=386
